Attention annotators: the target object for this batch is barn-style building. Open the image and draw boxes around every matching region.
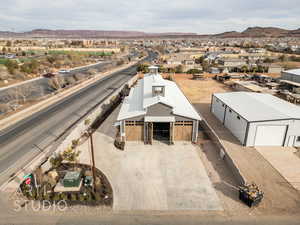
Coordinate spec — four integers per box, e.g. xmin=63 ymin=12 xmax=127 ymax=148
xmin=116 ymin=66 xmax=201 ymax=144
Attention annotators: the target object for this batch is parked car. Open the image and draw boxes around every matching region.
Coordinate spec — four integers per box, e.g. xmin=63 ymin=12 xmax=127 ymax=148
xmin=59 ymin=69 xmax=71 ymax=73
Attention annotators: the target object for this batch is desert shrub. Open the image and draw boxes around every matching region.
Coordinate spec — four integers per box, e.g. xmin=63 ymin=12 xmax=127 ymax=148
xmin=61 ymin=147 xmax=81 ymax=163
xmin=4 ymin=60 xmax=19 ymax=74
xmin=73 ymin=73 xmax=85 ymax=81
xmin=70 ymin=193 xmax=77 ymax=201
xmin=49 ymin=154 xmax=63 ymax=168
xmin=65 ymin=76 xmax=76 ymax=85
xmin=94 ymin=193 xmax=101 ymax=202
xmin=52 ymin=193 xmax=60 ymax=201
xmin=20 ymin=59 xmax=39 ymax=74
xmin=78 ymin=193 xmax=85 ymax=202
xmin=0 ymin=104 xmax=10 ymax=114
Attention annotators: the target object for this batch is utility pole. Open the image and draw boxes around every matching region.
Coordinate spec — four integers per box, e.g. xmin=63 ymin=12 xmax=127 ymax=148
xmin=89 ymin=131 xmax=97 ymax=192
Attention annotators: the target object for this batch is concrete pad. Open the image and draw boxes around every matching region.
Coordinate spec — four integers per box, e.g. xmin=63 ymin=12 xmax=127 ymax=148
xmin=78 ymin=134 xmax=222 ymax=211
xmin=256 ymin=147 xmax=300 ymax=191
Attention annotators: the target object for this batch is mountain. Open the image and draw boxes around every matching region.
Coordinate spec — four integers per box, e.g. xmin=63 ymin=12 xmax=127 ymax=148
xmin=0 ymin=27 xmax=299 ymax=38
xmin=0 ymin=29 xmax=197 ymax=38
xmin=214 ymin=26 xmax=300 ymax=38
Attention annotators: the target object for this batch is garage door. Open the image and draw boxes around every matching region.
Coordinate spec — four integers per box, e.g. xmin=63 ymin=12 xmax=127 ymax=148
xmin=254 ymin=125 xmax=287 ymax=146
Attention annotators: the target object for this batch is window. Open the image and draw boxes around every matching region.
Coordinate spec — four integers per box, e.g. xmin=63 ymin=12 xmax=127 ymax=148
xmin=297 ymin=136 xmax=300 ymax=142
xmin=229 ymin=109 xmax=232 ymax=113
xmin=152 ymin=86 xmax=165 ymax=97
xmin=237 ymin=116 xmax=240 ymax=120
xmin=222 ymin=104 xmax=225 ymax=107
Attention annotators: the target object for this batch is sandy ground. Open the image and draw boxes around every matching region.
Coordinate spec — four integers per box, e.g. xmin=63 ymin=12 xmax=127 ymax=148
xmin=174 ymin=75 xmax=300 ymax=216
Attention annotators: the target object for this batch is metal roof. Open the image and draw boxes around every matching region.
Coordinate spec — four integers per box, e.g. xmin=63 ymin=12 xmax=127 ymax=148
xmin=213 ymin=92 xmax=300 ymax=122
xmin=283 ymin=69 xmax=300 ymax=76
xmin=117 ymin=73 xmax=201 ymax=121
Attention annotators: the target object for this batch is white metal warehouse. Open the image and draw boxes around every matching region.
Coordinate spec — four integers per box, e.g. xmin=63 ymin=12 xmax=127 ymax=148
xmin=116 ymin=66 xmax=201 ymax=144
xmin=211 ymin=92 xmax=300 ymax=147
xmin=281 ymin=69 xmax=300 ymax=83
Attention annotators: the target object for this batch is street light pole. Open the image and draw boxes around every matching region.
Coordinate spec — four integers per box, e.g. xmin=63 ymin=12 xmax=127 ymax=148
xmin=89 ymin=131 xmax=97 ymax=192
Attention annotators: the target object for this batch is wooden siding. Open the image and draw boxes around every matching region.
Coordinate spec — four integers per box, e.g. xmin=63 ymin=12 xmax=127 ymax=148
xmin=125 ymin=121 xmax=144 ymax=141
xmin=174 ymin=121 xmax=193 ymax=141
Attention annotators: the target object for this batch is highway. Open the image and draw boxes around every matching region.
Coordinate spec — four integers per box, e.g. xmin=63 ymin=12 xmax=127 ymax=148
xmin=0 ymin=51 xmax=156 ymax=185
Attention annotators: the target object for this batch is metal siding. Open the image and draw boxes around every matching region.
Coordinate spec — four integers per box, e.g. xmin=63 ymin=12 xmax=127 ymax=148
xmin=224 ymin=107 xmax=247 ymax=144
xmin=211 ymin=96 xmax=226 ymax=123
xmin=246 ymin=120 xmax=300 ymax=146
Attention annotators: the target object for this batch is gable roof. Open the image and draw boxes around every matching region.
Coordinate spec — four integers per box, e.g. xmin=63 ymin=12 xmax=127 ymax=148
xmin=283 ymin=69 xmax=300 ymax=76
xmin=117 ymin=73 xmax=201 ymax=121
xmin=214 ymin=92 xmax=300 ymax=122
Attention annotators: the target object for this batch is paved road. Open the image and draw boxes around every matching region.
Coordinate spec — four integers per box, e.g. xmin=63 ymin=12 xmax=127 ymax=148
xmin=0 ymin=51 xmax=137 ymax=104
xmin=0 ymin=51 xmax=157 ymax=185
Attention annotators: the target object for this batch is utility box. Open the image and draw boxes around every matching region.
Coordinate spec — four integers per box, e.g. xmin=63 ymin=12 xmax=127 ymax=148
xmin=62 ymin=171 xmax=81 ymax=188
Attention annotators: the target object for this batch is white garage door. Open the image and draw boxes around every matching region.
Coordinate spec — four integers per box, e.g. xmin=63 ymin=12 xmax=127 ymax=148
xmin=254 ymin=125 xmax=287 ymax=146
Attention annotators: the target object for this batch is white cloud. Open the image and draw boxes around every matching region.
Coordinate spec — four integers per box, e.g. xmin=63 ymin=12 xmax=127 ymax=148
xmin=0 ymin=0 xmax=298 ymax=33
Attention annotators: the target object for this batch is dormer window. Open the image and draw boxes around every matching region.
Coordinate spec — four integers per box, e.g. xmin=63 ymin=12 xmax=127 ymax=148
xmin=152 ymin=85 xmax=165 ymax=97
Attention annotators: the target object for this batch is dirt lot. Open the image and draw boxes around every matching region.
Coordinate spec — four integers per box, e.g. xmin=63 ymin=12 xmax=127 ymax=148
xmin=174 ymin=75 xmax=300 ymax=216
xmin=174 ymin=74 xmax=232 ymax=104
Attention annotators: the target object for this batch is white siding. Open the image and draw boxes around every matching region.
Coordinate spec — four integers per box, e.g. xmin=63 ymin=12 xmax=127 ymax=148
xmin=282 ymin=72 xmax=300 ymax=83
xmin=254 ymin=125 xmax=287 ymax=146
xmin=224 ymin=107 xmax=248 ymax=144
xmin=211 ymin=96 xmax=226 ymax=123
xmin=246 ymin=120 xmax=300 ymax=147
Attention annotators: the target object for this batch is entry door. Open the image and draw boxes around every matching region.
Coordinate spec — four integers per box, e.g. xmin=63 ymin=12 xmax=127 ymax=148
xmin=254 ymin=125 xmax=287 ymax=146
xmin=287 ymin=136 xmax=295 ymax=146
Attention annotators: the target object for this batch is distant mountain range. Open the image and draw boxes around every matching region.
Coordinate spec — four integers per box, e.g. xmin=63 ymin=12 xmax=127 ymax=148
xmin=213 ymin=27 xmax=300 ymax=38
xmin=0 ymin=27 xmax=299 ymax=38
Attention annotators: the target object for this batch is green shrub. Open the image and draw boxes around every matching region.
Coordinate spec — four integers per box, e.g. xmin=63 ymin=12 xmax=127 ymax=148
xmin=70 ymin=193 xmax=77 ymax=201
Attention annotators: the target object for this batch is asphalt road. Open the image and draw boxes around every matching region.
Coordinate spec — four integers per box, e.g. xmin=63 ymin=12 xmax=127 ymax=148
xmin=0 ymin=60 xmax=118 ymax=104
xmin=0 ymin=51 xmax=156 ymax=185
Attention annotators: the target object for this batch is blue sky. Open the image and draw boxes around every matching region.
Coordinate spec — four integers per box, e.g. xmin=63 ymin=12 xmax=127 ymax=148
xmin=0 ymin=0 xmax=299 ymax=33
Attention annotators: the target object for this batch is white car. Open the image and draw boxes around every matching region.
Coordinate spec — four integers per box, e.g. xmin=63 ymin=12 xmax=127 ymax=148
xmin=59 ymin=69 xmax=71 ymax=73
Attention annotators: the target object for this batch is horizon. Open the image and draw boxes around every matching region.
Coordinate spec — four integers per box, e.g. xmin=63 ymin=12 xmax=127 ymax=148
xmin=0 ymin=0 xmax=299 ymax=34
xmin=1 ymin=26 xmax=299 ymax=36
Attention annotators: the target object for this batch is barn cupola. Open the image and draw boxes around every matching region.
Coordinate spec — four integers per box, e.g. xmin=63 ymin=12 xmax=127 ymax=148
xmin=149 ymin=66 xmax=166 ymax=97
xmin=149 ymin=65 xmax=159 ymax=75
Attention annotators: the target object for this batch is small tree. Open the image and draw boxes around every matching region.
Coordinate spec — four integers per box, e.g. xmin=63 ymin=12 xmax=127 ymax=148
xmin=175 ymin=65 xmax=183 ymax=73
xmin=61 ymin=146 xmax=81 ymax=163
xmin=4 ymin=60 xmax=19 ymax=74
xmin=49 ymin=153 xmax=63 ymax=168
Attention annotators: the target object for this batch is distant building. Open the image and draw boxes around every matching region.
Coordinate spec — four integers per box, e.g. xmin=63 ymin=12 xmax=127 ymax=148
xmin=218 ymin=58 xmax=247 ymax=68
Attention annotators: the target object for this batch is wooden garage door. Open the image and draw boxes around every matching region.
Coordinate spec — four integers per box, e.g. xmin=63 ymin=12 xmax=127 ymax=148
xmin=174 ymin=121 xmax=193 ymax=141
xmin=125 ymin=121 xmax=144 ymax=141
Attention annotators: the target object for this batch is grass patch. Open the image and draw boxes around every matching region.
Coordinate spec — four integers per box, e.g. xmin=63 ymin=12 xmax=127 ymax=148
xmin=0 ymin=58 xmax=9 ymax=64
